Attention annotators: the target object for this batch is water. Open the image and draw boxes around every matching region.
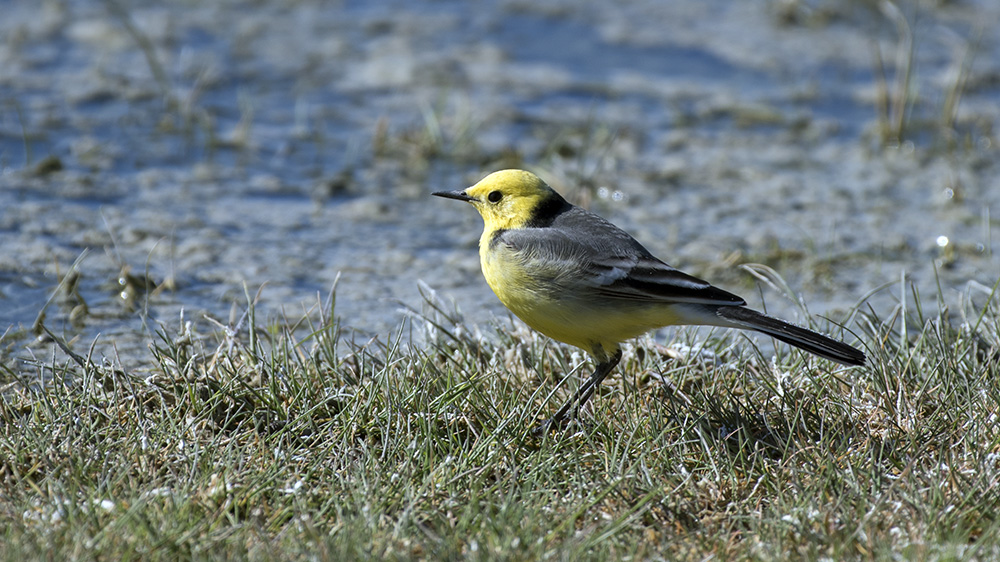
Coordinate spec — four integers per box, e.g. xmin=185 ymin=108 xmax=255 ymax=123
xmin=2 ymin=0 xmax=998 ymax=369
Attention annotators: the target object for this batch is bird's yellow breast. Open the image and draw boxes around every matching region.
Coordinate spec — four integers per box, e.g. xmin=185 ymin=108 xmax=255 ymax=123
xmin=479 ymin=232 xmax=683 ymax=356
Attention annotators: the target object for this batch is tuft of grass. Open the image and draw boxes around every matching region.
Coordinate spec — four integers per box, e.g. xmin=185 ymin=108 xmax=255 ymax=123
xmin=2 ymin=278 xmax=1000 ymax=560
xmin=373 ymin=95 xmax=485 ymax=170
xmin=868 ymin=0 xmax=986 ymax=153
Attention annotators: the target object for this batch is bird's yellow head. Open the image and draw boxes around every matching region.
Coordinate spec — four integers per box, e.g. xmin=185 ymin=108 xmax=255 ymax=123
xmin=432 ymin=169 xmax=567 ymax=231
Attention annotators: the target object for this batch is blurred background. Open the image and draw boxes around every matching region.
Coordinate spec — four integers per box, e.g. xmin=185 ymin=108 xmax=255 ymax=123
xmin=2 ymin=0 xmax=998 ymax=367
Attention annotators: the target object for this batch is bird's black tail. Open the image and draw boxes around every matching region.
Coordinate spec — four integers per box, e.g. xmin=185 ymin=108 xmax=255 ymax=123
xmin=715 ymin=306 xmax=866 ymax=366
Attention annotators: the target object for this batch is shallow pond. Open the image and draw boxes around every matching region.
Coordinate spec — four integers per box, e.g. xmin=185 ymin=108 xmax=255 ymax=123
xmin=2 ymin=0 xmax=999 ymax=370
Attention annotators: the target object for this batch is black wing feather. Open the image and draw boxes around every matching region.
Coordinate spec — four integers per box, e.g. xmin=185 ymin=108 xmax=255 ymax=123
xmin=496 ymin=205 xmax=746 ymax=307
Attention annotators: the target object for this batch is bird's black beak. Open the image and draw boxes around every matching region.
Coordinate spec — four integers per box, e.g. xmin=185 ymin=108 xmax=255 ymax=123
xmin=432 ymin=189 xmax=476 ymax=202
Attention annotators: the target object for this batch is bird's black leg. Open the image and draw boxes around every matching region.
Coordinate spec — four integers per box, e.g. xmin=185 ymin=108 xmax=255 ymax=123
xmin=542 ymin=349 xmax=623 ymax=430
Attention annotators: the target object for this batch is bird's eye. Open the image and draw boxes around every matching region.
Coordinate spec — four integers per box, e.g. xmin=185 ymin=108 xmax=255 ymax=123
xmin=487 ymin=190 xmax=503 ymax=203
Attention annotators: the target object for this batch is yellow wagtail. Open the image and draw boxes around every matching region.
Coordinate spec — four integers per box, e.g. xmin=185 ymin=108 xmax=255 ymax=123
xmin=433 ymin=169 xmax=865 ymax=427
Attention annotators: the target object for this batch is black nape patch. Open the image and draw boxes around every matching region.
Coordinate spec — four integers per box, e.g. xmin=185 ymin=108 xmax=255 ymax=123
xmin=524 ymin=195 xmax=572 ymax=228
xmin=489 ymin=229 xmax=508 ymax=250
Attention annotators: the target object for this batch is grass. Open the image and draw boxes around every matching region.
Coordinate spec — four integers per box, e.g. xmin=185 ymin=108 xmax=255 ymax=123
xmin=2 ymin=278 xmax=1000 ymax=561
xmin=868 ymin=0 xmax=987 ymax=153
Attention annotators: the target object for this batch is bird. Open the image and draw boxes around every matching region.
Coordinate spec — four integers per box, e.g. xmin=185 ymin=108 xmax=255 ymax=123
xmin=433 ymin=169 xmax=866 ymax=428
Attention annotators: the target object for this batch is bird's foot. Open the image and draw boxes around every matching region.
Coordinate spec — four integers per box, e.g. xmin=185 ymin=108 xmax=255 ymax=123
xmin=533 ymin=414 xmax=593 ymax=436
xmin=533 ymin=416 xmax=569 ymax=435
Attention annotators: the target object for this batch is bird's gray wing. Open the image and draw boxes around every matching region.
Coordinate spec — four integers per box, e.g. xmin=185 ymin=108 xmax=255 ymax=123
xmin=588 ymin=255 xmax=746 ymax=306
xmin=495 ymin=208 xmax=746 ymax=307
